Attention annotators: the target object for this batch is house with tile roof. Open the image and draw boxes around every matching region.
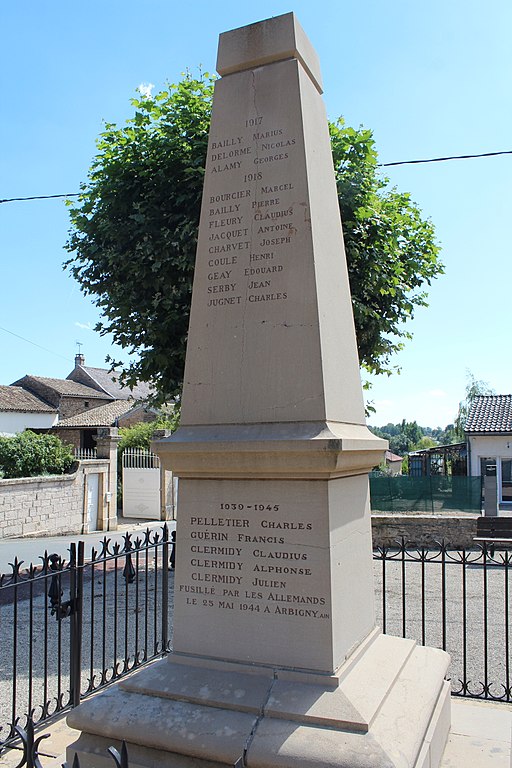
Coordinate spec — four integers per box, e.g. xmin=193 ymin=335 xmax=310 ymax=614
xmin=11 ymin=374 xmax=112 ymax=420
xmin=67 ymin=354 xmax=153 ymax=401
xmin=384 ymin=450 xmax=403 ymax=475
xmin=7 ymin=355 xmax=159 ymax=450
xmin=465 ymin=394 xmax=512 ymax=505
xmin=54 ymin=400 xmax=159 ymax=451
xmin=0 ymin=385 xmax=58 ymax=435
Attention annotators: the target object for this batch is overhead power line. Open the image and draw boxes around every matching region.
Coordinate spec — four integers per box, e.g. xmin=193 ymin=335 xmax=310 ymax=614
xmin=379 ymin=149 xmax=512 ymax=167
xmin=0 ymin=325 xmax=73 ymax=363
xmin=0 ymin=193 xmax=80 ymax=204
xmin=1 ymin=150 xmax=511 ymax=204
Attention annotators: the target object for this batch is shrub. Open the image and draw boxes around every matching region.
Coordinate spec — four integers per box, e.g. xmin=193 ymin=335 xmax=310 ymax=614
xmin=118 ymin=412 xmax=180 ymax=454
xmin=0 ymin=431 xmax=75 ymax=479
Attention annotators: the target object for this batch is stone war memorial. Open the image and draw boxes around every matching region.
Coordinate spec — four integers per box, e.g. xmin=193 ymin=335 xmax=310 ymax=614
xmin=68 ymin=13 xmax=451 ymax=768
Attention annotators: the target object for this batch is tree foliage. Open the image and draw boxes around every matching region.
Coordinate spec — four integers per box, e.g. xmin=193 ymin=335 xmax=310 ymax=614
xmin=118 ymin=413 xmax=179 ymax=454
xmin=66 ymin=74 xmax=442 ymax=401
xmin=0 ymin=432 xmax=75 ymax=479
xmin=330 ymin=122 xmax=441 ymax=377
xmin=454 ymin=370 xmax=495 ymax=439
xmin=371 ymin=415 xmax=466 ymax=459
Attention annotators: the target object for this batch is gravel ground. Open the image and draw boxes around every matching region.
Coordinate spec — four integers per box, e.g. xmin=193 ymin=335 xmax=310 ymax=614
xmin=1 ymin=547 xmax=511 ymax=745
xmin=373 ymin=552 xmax=512 ymax=698
xmin=0 ymin=557 xmax=174 ymax=742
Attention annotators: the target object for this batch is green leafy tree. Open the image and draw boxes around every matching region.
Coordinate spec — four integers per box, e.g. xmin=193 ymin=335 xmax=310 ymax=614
xmin=66 ymin=75 xmax=442 ymax=401
xmin=389 ymin=433 xmax=411 ymax=456
xmin=432 ymin=423 xmax=459 ymax=445
xmin=412 ymin=436 xmax=438 ymax=451
xmin=118 ymin=413 xmax=179 ymax=454
xmin=454 ymin=371 xmax=495 ymax=439
xmin=330 ymin=122 xmax=441 ymax=378
xmin=402 ymin=419 xmax=423 ymax=446
xmin=372 ymin=419 xmax=428 ymax=456
xmin=0 ymin=432 xmax=75 ymax=479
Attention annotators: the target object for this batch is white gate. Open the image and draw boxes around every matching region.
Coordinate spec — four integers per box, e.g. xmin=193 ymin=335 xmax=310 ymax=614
xmin=86 ymin=472 xmax=100 ymax=531
xmin=122 ymin=448 xmax=161 ymax=519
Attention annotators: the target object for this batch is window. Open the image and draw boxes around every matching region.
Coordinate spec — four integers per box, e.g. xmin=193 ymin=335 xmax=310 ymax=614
xmin=501 ymin=459 xmax=512 ymax=503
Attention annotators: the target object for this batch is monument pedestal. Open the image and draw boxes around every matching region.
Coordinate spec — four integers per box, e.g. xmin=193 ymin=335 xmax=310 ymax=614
xmin=68 ymin=632 xmax=450 ymax=768
xmin=68 ymin=426 xmax=450 ymax=768
xmin=158 ymin=422 xmax=384 ymax=673
xmin=67 ymin=13 xmax=450 ymax=768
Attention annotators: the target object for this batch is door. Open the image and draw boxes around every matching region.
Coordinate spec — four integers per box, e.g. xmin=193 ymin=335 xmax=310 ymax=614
xmin=500 ymin=459 xmax=512 ymax=503
xmin=86 ymin=472 xmax=100 ymax=531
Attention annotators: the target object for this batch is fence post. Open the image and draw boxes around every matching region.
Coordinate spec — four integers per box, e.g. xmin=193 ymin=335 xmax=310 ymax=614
xmin=69 ymin=541 xmax=85 ymax=708
xmin=161 ymin=524 xmax=169 ymax=653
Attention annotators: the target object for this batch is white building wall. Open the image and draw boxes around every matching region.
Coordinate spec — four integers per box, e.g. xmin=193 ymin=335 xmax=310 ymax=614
xmin=469 ymin=435 xmax=512 ymax=476
xmin=0 ymin=411 xmax=58 ymax=434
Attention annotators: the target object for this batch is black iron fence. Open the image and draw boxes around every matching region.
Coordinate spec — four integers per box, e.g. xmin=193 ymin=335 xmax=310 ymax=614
xmin=374 ymin=539 xmax=512 ymax=701
xmin=0 ymin=526 xmax=174 ymax=750
xmin=1 ymin=530 xmax=512 ymax=762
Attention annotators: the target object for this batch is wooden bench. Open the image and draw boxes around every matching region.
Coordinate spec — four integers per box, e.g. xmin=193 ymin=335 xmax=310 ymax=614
xmin=474 ymin=516 xmax=512 ymax=546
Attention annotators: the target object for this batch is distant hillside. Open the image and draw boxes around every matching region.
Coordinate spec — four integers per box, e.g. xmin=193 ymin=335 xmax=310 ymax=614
xmin=369 ymin=420 xmax=459 ymax=456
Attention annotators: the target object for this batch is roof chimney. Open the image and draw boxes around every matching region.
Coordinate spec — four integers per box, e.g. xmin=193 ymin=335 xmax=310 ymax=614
xmin=75 ymin=353 xmax=85 ymax=367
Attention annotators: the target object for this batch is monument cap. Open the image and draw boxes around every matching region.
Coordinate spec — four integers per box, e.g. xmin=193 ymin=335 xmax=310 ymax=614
xmin=216 ymin=12 xmax=323 ymax=93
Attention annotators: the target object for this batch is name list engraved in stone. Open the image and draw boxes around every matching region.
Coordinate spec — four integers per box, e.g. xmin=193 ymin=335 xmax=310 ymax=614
xmin=200 ymin=115 xmax=303 ymax=309
xmin=180 ymin=501 xmax=329 ymax=620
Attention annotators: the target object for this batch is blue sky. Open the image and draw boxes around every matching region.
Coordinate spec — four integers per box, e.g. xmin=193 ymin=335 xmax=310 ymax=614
xmin=1 ymin=0 xmax=510 ymax=428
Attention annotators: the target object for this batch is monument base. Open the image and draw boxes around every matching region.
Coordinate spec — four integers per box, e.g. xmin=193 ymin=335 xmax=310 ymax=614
xmin=67 ymin=631 xmax=450 ymax=768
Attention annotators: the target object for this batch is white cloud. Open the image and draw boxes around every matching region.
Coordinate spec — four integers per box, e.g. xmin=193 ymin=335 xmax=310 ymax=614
xmin=137 ymin=82 xmax=155 ymax=99
xmin=75 ymin=321 xmax=92 ymax=331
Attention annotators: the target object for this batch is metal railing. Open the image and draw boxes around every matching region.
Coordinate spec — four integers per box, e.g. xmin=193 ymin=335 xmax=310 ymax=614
xmin=0 ymin=526 xmax=174 ymax=750
xmin=373 ymin=539 xmax=512 ymax=701
xmin=73 ymin=448 xmax=98 ymax=460
xmin=2 ymin=532 xmax=512 ymax=760
xmin=121 ymin=448 xmax=160 ymax=470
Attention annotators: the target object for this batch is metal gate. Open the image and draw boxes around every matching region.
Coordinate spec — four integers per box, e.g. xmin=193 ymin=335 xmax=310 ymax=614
xmin=122 ymin=448 xmax=161 ymax=519
xmin=86 ymin=472 xmax=100 ymax=530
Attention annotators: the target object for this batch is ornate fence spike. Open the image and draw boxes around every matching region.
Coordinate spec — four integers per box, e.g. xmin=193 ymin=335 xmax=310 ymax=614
xmin=14 ymin=720 xmax=50 ymax=768
xmin=108 ymin=740 xmax=129 ymax=768
xmin=122 ymin=553 xmax=136 ymax=584
xmin=94 ymin=535 xmax=111 ymax=559
xmin=9 ymin=556 xmax=24 ymax=577
xmin=1 ymin=526 xmax=175 ymax=752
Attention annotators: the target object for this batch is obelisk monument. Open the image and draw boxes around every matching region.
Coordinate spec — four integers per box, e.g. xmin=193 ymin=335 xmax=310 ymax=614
xmin=68 ymin=14 xmax=451 ymax=767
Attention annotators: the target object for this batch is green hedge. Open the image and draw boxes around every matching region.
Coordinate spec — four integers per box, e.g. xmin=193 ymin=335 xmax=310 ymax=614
xmin=0 ymin=431 xmax=75 ymax=479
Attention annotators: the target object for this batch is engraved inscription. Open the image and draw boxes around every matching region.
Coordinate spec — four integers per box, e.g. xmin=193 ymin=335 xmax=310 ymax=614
xmin=201 ymin=112 xmax=302 ymax=309
xmin=180 ymin=502 xmax=330 ymax=621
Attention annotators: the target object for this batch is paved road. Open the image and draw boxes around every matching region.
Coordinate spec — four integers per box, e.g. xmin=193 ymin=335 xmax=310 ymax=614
xmin=0 ymin=518 xmax=175 ymax=574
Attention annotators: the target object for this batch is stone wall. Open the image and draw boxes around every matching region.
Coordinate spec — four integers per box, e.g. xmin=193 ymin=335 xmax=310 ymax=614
xmin=371 ymin=514 xmax=479 ymax=549
xmin=59 ymin=395 xmax=112 ymax=419
xmin=118 ymin=408 xmax=158 ymax=429
xmin=55 ymin=428 xmax=82 ymax=451
xmin=0 ymin=459 xmax=112 ymax=539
